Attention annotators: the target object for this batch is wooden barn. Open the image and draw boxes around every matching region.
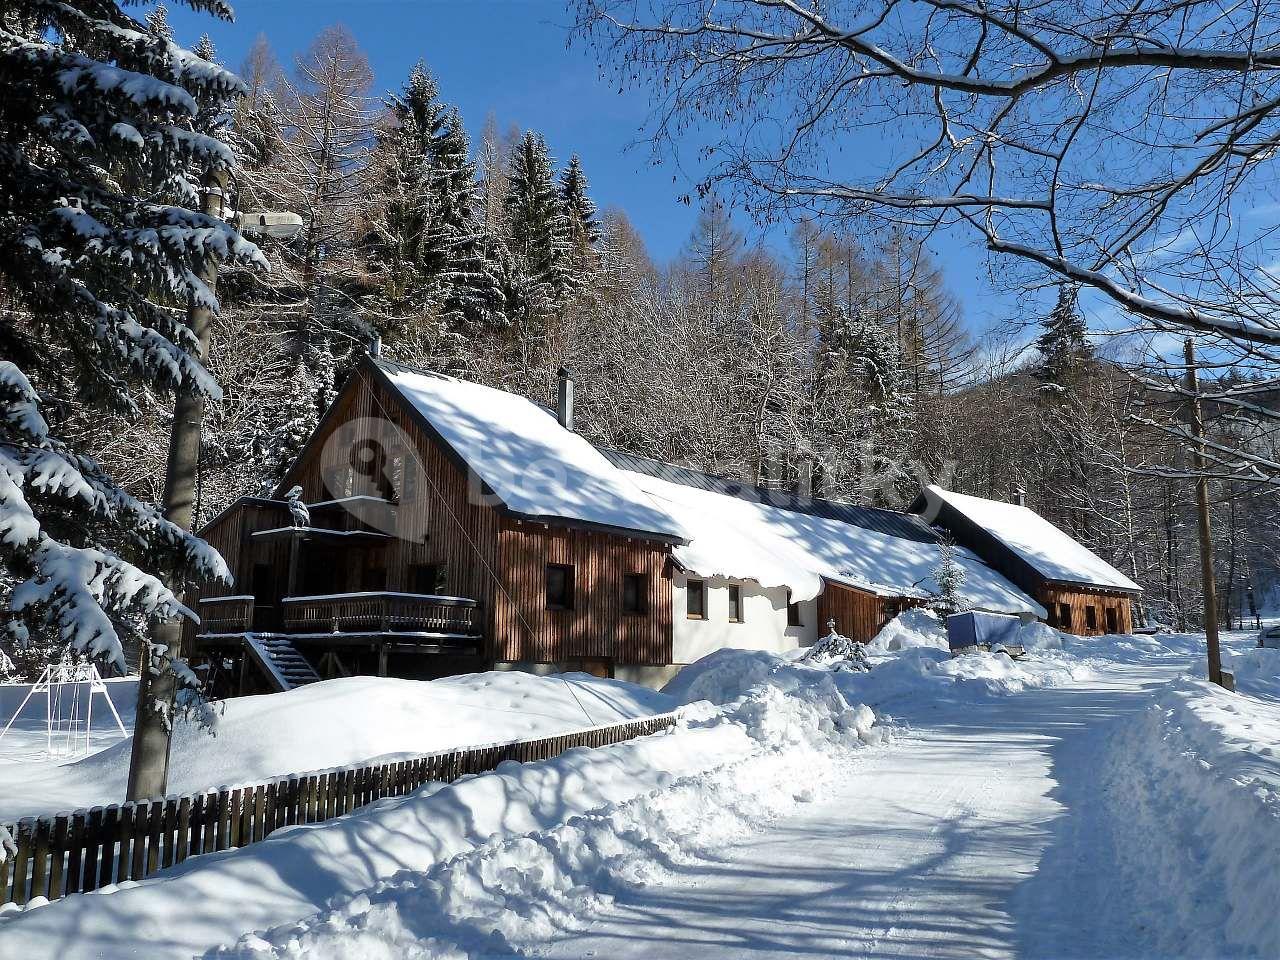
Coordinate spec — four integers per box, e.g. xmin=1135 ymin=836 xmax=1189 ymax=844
xmin=911 ymin=486 xmax=1141 ymax=636
xmin=187 ymin=355 xmax=1133 ymax=695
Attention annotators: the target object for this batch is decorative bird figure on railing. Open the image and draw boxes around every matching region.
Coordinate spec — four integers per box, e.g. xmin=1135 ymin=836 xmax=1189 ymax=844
xmin=285 ymin=485 xmax=310 ymax=528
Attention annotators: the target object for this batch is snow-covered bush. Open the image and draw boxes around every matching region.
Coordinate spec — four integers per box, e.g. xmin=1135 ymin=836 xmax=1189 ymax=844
xmin=800 ymin=620 xmax=871 ymax=672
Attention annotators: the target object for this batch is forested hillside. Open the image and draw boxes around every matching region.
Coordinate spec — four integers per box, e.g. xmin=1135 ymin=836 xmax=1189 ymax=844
xmin=53 ymin=23 xmax=1280 ymax=648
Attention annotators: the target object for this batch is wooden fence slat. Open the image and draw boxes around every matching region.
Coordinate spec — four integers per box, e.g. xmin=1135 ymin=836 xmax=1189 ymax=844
xmin=48 ymin=814 xmax=69 ymax=901
xmin=96 ymin=806 xmax=118 ymax=890
xmin=65 ymin=813 xmax=84 ymax=897
xmin=204 ymin=792 xmax=220 ymax=854
xmin=130 ymin=802 xmax=149 ymax=881
xmin=29 ymin=816 xmax=50 ymax=902
xmin=115 ymin=804 xmax=134 ymax=885
xmin=161 ymin=799 xmax=177 ymax=869
xmin=215 ymin=790 xmax=231 ymax=851
xmin=12 ymin=819 xmax=33 ymax=905
xmin=175 ymin=796 xmax=192 ymax=863
xmin=147 ymin=799 xmax=164 ymax=874
xmin=80 ymin=809 xmax=102 ymax=894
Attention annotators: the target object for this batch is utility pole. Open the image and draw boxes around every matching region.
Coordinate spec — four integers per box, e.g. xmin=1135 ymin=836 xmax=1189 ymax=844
xmin=126 ymin=169 xmax=227 ymax=800
xmin=1183 ymin=339 xmax=1224 ymax=687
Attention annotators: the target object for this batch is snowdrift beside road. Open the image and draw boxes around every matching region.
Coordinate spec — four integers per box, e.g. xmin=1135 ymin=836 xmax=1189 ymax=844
xmin=1102 ymin=675 xmax=1280 ymax=956
xmin=0 ymin=671 xmax=674 ymax=821
xmin=665 ymin=609 xmax=1088 ymax=711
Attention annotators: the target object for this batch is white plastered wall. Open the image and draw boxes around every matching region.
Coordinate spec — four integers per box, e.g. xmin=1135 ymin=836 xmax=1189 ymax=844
xmin=671 ymin=570 xmax=817 ymax=664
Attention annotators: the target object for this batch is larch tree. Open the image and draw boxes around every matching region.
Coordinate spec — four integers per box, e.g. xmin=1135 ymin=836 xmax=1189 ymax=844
xmin=0 ymin=0 xmax=264 ymax=677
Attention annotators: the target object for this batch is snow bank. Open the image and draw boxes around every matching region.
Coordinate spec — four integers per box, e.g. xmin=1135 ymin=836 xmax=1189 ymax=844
xmin=0 ymin=672 xmax=674 ymax=821
xmin=1226 ymin=645 xmax=1280 ymax=699
xmin=863 ymin=607 xmax=949 ymax=653
xmin=1 ymin=656 xmax=876 ymax=960
xmin=1100 ymin=678 xmax=1280 ymax=956
xmin=666 ymin=611 xmax=1088 ymax=712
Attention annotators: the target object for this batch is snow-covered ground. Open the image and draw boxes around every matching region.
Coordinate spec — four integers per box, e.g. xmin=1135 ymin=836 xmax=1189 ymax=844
xmin=4 ymin=615 xmax=1279 ymax=959
xmin=0 ymin=671 xmax=672 ymax=821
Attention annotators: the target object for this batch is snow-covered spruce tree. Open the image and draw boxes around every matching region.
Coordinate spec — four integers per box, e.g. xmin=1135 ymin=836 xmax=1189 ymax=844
xmin=1036 ymin=283 xmax=1093 ymax=389
xmin=504 ymin=131 xmax=572 ymax=368
xmin=0 ymin=2 xmax=262 ymax=674
xmin=929 ymin=536 xmax=969 ymax=617
xmin=559 ymin=154 xmax=601 ymax=278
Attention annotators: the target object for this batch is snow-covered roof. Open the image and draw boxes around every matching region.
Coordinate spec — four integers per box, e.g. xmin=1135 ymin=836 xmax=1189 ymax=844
xmin=627 ymin=471 xmax=1045 ymax=616
xmin=919 ymin=486 xmax=1141 ymax=593
xmin=376 ymin=361 xmax=686 ymax=541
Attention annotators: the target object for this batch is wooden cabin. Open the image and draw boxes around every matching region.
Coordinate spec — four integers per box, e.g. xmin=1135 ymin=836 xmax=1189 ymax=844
xmin=187 ymin=356 xmax=1134 ymax=695
xmin=911 ymin=486 xmax=1141 ymax=636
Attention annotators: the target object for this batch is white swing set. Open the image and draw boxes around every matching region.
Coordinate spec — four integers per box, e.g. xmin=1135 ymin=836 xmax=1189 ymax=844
xmin=0 ymin=661 xmax=128 ymax=759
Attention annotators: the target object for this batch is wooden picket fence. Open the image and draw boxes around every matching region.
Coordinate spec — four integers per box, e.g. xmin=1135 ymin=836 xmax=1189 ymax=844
xmin=1 ymin=711 xmax=679 ymax=907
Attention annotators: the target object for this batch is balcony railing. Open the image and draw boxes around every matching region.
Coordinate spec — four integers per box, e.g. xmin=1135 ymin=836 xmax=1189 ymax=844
xmin=197 ymin=595 xmax=254 ymax=634
xmin=280 ymin=592 xmax=480 ymax=636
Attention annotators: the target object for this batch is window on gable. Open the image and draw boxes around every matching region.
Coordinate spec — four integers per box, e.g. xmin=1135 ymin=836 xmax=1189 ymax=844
xmin=728 ymin=584 xmax=743 ymax=623
xmin=622 ymin=574 xmax=648 ymax=615
xmin=686 ymin=579 xmax=706 ymax=619
xmin=546 ymin=564 xmax=574 ymax=610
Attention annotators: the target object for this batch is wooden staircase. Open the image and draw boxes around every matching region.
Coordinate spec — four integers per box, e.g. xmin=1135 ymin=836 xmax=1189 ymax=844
xmin=243 ymin=634 xmax=323 ymax=691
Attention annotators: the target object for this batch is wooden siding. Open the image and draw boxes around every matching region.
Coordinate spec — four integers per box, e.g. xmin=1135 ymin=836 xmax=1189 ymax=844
xmin=816 ymin=581 xmax=890 ymax=643
xmin=1037 ymin=585 xmax=1132 ymax=636
xmin=273 ymin=364 xmax=674 ymax=666
xmin=493 ymin=519 xmax=673 ymax=664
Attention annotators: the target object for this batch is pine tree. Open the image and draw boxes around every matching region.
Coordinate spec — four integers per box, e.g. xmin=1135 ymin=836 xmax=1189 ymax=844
xmin=0 ymin=0 xmax=263 ymax=673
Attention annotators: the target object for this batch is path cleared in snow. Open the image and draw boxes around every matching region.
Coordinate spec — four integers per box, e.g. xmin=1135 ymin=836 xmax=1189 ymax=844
xmin=539 ymin=661 xmax=1185 ymax=960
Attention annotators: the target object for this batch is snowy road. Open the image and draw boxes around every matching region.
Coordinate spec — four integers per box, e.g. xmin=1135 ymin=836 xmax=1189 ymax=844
xmin=539 ymin=662 xmax=1186 ymax=960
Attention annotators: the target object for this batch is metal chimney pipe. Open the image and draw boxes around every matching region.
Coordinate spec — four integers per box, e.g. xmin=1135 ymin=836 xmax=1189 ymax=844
xmin=368 ymin=333 xmax=382 ymax=358
xmin=556 ymin=367 xmax=574 ymax=431
xmin=1013 ymin=485 xmax=1026 ymax=507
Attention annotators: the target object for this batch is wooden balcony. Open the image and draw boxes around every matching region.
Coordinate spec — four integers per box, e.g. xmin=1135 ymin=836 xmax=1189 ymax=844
xmin=280 ymin=592 xmax=480 ymax=637
xmin=197 ymin=595 xmax=254 ymax=634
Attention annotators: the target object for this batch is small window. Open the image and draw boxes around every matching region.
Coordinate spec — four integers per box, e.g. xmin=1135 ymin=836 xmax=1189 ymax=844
xmin=1057 ymin=603 xmax=1072 ymax=630
xmin=409 ymin=562 xmax=445 ymax=595
xmin=622 ymin=574 xmax=648 ymax=615
xmin=728 ymin=584 xmax=743 ymax=623
xmin=1105 ymin=606 xmax=1119 ymax=633
xmin=787 ymin=595 xmax=803 ymax=627
xmin=546 ymin=564 xmax=574 ymax=610
xmin=1085 ymin=605 xmax=1098 ymax=631
xmin=686 ymin=579 xmax=706 ymax=619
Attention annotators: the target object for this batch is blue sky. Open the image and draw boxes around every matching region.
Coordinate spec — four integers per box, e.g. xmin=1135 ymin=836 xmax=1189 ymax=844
xmin=168 ymin=0 xmax=1012 ymax=334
